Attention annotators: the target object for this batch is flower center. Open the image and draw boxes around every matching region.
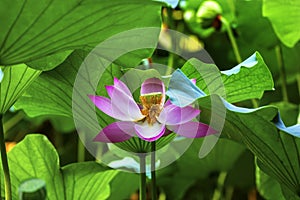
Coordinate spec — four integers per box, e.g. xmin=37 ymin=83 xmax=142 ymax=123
xmin=139 ymin=92 xmax=163 ymax=125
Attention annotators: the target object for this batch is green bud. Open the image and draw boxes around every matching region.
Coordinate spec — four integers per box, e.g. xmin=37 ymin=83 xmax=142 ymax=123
xmin=18 ymin=178 xmax=47 ymax=200
xmin=196 ymin=1 xmax=222 ymax=29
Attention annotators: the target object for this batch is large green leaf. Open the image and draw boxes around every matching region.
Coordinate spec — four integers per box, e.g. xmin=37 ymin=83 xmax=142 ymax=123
xmin=196 ymin=95 xmax=300 ymax=196
xmin=0 ymin=134 xmax=118 ymax=199
xmin=0 ymin=64 xmax=41 ymax=114
xmin=62 ymin=162 xmax=118 ymax=200
xmin=0 ymin=0 xmax=162 ymax=68
xmin=181 ymin=52 xmax=274 ymax=103
xmin=263 ymin=0 xmax=300 ymax=47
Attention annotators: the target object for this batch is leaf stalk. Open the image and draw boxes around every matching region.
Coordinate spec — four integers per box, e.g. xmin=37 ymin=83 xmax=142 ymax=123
xmin=0 ymin=114 xmax=12 ymax=200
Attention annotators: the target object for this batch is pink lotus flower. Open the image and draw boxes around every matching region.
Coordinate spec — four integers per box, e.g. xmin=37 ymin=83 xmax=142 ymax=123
xmin=89 ymin=77 xmax=216 ymax=143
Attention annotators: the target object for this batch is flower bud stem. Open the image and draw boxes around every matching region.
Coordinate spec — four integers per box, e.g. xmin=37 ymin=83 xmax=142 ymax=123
xmin=0 ymin=114 xmax=12 ymax=200
xmin=139 ymin=154 xmax=147 ymax=200
xmin=151 ymin=141 xmax=157 ymax=200
xmin=221 ymin=17 xmax=242 ymax=63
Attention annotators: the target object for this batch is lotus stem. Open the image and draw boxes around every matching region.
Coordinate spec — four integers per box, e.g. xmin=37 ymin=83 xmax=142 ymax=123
xmin=151 ymin=141 xmax=157 ymax=200
xmin=0 ymin=114 xmax=12 ymax=200
xmin=221 ymin=16 xmax=242 ymax=63
xmin=139 ymin=154 xmax=147 ymax=200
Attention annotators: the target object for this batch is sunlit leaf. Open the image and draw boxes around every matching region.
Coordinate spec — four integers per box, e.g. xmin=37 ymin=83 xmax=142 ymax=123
xmin=0 ymin=64 xmax=41 ymax=114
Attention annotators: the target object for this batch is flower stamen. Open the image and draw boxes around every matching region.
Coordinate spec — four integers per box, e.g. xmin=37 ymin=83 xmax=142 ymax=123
xmin=140 ymin=93 xmax=163 ymax=125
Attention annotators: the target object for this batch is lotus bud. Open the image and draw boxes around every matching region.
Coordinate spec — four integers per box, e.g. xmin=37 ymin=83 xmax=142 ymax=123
xmin=196 ymin=1 xmax=222 ymax=29
xmin=19 ymin=178 xmax=47 ymax=200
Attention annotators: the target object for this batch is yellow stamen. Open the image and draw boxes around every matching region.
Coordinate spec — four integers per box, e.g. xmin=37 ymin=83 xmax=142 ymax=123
xmin=139 ymin=93 xmax=163 ymax=125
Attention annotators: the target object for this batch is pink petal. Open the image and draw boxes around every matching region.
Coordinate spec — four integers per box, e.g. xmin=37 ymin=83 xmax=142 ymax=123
xmin=88 ymin=95 xmax=134 ymax=121
xmin=158 ymin=104 xmax=200 ymax=125
xmin=135 ymin=122 xmax=165 ymax=142
xmin=105 ymin=85 xmax=114 ymax=98
xmin=93 ymin=121 xmax=135 ymax=143
xmin=141 ymin=78 xmax=165 ymax=103
xmin=168 ymin=121 xmax=217 ymax=138
xmin=105 ymin=85 xmax=144 ymax=121
xmin=113 ymin=78 xmax=133 ymax=97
